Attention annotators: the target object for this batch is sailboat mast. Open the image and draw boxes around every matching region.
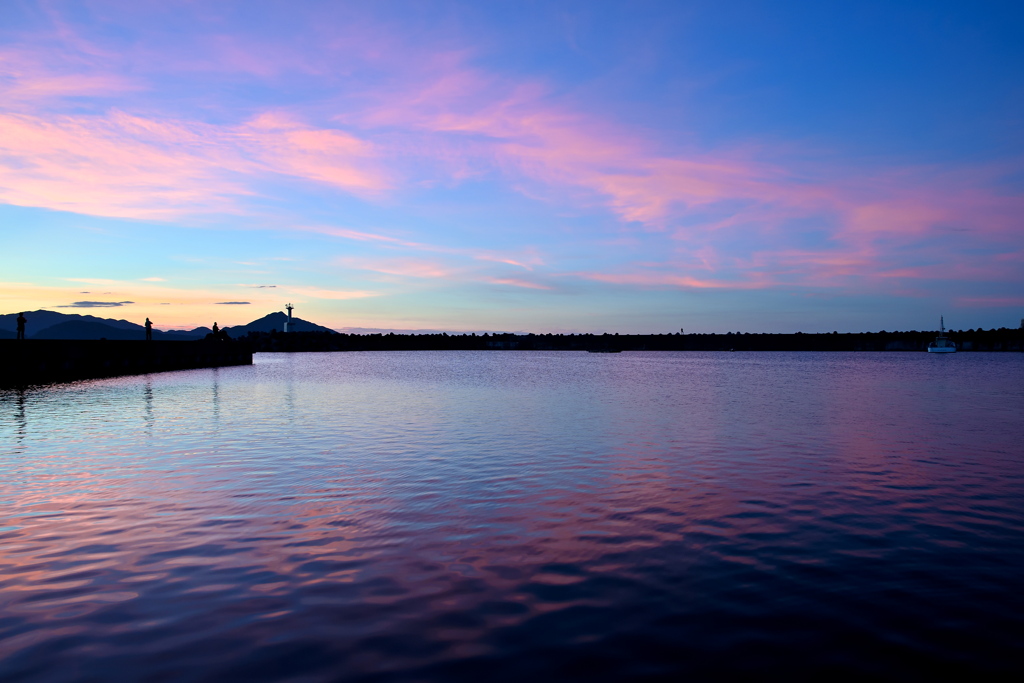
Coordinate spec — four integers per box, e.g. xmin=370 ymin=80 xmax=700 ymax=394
xmin=928 ymin=315 xmax=957 ymax=352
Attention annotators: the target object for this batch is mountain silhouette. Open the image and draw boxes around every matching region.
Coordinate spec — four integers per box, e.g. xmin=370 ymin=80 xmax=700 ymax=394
xmin=31 ymin=321 xmax=150 ymax=340
xmin=0 ymin=309 xmax=334 ymax=340
xmin=223 ymin=312 xmax=334 ymax=336
xmin=0 ymin=310 xmax=143 ymax=335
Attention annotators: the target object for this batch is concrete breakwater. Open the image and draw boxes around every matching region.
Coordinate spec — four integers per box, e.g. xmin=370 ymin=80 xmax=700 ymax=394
xmin=0 ymin=340 xmax=252 ymax=388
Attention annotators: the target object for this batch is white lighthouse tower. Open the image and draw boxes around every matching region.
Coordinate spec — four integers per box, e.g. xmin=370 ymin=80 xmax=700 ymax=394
xmin=284 ymin=303 xmax=294 ymax=333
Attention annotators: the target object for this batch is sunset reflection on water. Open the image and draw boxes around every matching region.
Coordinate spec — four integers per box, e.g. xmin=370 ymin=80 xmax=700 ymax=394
xmin=2 ymin=352 xmax=1023 ymax=681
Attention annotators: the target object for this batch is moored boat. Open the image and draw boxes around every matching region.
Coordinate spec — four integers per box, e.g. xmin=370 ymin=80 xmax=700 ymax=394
xmin=927 ymin=316 xmax=956 ymax=353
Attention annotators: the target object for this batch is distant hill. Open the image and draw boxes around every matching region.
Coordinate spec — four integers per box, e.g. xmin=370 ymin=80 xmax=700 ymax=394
xmin=1 ymin=309 xmax=335 ymax=340
xmin=31 ymin=321 xmax=144 ymax=340
xmin=166 ymin=327 xmax=211 ymax=339
xmin=29 ymin=321 xmax=209 ymax=340
xmin=0 ymin=310 xmax=143 ymax=336
xmin=225 ymin=312 xmax=334 ymax=336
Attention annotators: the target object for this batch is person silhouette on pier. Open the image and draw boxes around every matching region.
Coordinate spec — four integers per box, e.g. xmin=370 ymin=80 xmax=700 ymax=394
xmin=145 ymin=317 xmax=153 ymax=341
xmin=210 ymin=322 xmax=230 ymax=341
xmin=16 ymin=312 xmax=26 ymax=340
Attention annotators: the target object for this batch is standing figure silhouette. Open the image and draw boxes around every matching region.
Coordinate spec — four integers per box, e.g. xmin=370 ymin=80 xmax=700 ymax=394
xmin=145 ymin=317 xmax=153 ymax=341
xmin=16 ymin=312 xmax=27 ymax=340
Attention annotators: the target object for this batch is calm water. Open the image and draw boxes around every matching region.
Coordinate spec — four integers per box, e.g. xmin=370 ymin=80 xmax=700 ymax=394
xmin=2 ymin=351 xmax=1023 ymax=681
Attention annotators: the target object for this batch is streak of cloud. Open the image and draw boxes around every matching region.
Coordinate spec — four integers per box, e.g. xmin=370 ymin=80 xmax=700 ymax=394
xmin=486 ymin=278 xmax=553 ymax=290
xmin=57 ymin=300 xmax=134 ymax=308
xmin=0 ymin=109 xmax=389 ymax=220
xmin=285 ymin=287 xmax=380 ymax=300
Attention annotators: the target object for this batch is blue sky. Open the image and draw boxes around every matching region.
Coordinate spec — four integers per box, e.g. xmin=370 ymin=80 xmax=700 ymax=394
xmin=1 ymin=0 xmax=1022 ymax=332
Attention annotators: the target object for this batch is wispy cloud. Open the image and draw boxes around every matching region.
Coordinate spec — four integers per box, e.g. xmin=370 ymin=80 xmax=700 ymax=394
xmin=346 ymin=58 xmax=1024 ymax=293
xmin=474 ymin=249 xmax=544 ymax=270
xmin=486 ymin=277 xmax=553 ymax=290
xmin=57 ymin=300 xmax=134 ymax=308
xmin=355 ymin=65 xmax=804 ymax=227
xmin=0 ymin=46 xmax=142 ymax=105
xmin=285 ymin=286 xmax=379 ymax=300
xmin=66 ymin=278 xmax=121 ymax=285
xmin=301 ymin=225 xmax=432 ymax=250
xmin=337 ymin=256 xmax=454 ymax=279
xmin=578 ymin=271 xmax=769 ymax=290
xmin=0 ymin=108 xmax=390 ymax=220
xmin=215 ymin=301 xmax=251 ymax=305
xmin=954 ymin=297 xmax=1024 ymax=308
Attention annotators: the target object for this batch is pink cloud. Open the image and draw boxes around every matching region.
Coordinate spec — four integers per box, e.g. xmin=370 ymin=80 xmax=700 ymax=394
xmin=578 ymin=271 xmax=771 ymax=290
xmin=335 ymin=254 xmax=553 ymax=287
xmin=387 ymin=78 xmax=1017 ymax=254
xmin=345 ymin=59 xmax=1023 ymax=296
xmin=284 ymin=286 xmax=379 ymax=300
xmin=832 ymin=167 xmax=1023 ymax=250
xmin=241 ymin=113 xmax=388 ymax=193
xmin=954 ymin=297 xmax=1024 ymax=308
xmin=337 ymin=257 xmax=454 ymax=279
xmin=302 ymin=225 xmax=431 ymax=250
xmin=0 ymin=109 xmax=389 ymax=219
xmin=0 ymin=66 xmax=140 ymax=102
xmin=0 ymin=23 xmax=150 ymax=113
xmin=308 ymin=226 xmax=550 ymax=280
xmin=354 ymin=65 xmax=828 ymax=227
xmin=3 ymin=8 xmax=1021 ymax=301
xmin=0 ymin=112 xmax=227 ymax=218
xmin=876 ymin=263 xmax=1018 ymax=282
xmin=486 ymin=277 xmax=553 ymax=290
xmin=326 ymin=242 xmax=554 ymax=289
xmin=743 ymin=249 xmax=878 ymax=282
xmin=473 ymin=249 xmax=544 ymax=270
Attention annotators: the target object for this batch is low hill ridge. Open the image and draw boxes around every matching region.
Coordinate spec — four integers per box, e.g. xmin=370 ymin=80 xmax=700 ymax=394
xmin=0 ymin=309 xmax=335 ymax=340
xmin=224 ymin=312 xmax=334 ymax=336
xmin=0 ymin=310 xmax=143 ymax=334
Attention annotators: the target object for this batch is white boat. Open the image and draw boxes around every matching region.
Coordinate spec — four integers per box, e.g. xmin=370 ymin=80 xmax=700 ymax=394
xmin=927 ymin=316 xmax=957 ymax=353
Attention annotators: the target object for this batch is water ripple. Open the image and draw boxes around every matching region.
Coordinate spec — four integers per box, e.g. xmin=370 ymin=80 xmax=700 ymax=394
xmin=1 ymin=351 xmax=1023 ymax=680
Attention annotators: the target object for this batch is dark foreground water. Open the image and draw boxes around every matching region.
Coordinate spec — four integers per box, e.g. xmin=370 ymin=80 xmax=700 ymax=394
xmin=2 ymin=351 xmax=1023 ymax=681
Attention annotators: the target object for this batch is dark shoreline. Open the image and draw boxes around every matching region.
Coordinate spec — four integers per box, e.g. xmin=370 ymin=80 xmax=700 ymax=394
xmin=242 ymin=328 xmax=1024 ymax=353
xmin=0 ymin=339 xmax=252 ymax=388
xmin=4 ymin=329 xmax=1021 ymax=387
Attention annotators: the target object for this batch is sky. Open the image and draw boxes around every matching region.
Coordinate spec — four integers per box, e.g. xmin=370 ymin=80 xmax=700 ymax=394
xmin=1 ymin=0 xmax=1022 ymax=333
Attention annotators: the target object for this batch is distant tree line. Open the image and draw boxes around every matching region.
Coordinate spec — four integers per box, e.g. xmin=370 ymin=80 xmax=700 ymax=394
xmin=237 ymin=328 xmax=1024 ymax=352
